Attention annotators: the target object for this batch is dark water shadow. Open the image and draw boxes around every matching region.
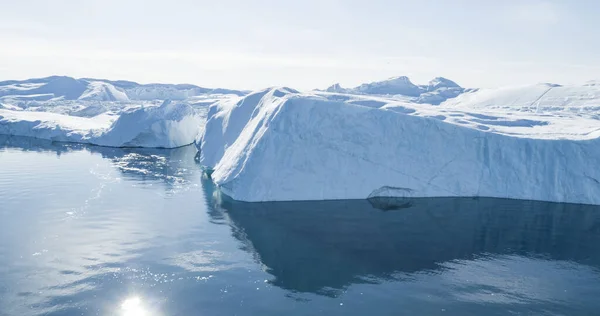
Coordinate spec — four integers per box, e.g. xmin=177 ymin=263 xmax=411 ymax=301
xmin=204 ymin=183 xmax=600 ymax=296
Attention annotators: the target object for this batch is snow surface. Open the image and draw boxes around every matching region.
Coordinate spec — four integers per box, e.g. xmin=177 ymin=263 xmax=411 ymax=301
xmin=441 ymin=83 xmax=600 ymax=115
xmin=200 ymin=84 xmax=600 ymax=204
xmin=0 ymin=100 xmax=204 ymax=148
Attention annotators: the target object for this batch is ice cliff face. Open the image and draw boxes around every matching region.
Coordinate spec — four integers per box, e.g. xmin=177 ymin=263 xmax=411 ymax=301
xmin=200 ymin=86 xmax=600 ymax=204
xmin=94 ymin=100 xmax=204 ymax=148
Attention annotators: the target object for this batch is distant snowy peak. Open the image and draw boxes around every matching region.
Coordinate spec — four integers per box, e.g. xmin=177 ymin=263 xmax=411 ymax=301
xmin=584 ymin=80 xmax=600 ymax=87
xmin=356 ymin=76 xmax=422 ymax=96
xmin=325 ymin=83 xmax=348 ymax=93
xmin=426 ymin=77 xmax=460 ymax=90
xmin=209 ymin=88 xmax=249 ymax=96
xmin=124 ymin=85 xmax=206 ymax=101
xmin=323 ymin=76 xmax=465 ymax=104
xmin=0 ymin=76 xmax=247 ymax=101
xmin=86 ymin=79 xmax=247 ymax=99
xmin=0 ymin=76 xmax=87 ymax=100
xmin=79 ymin=81 xmax=130 ymax=102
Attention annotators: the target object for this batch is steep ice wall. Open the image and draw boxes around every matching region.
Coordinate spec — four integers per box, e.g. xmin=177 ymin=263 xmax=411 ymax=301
xmin=95 ymin=100 xmax=203 ymax=148
xmin=201 ymin=88 xmax=600 ymax=204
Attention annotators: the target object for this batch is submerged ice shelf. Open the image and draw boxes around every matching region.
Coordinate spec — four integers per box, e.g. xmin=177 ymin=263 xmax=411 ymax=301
xmin=199 ymin=85 xmax=600 ymax=205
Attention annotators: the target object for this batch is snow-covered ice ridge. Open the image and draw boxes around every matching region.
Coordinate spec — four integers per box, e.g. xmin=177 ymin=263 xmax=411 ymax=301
xmin=0 ymin=76 xmax=247 ymax=102
xmin=200 ymin=82 xmax=600 ymax=205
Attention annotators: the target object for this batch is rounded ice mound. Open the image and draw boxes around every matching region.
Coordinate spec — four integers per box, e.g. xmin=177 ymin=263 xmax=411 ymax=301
xmin=95 ymin=100 xmax=203 ymax=148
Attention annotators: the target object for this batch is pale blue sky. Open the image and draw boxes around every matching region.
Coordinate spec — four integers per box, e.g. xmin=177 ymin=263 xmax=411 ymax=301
xmin=1 ymin=0 xmax=598 ymax=89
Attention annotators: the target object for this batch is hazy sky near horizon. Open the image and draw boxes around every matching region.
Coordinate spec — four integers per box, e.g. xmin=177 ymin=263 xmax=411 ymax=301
xmin=1 ymin=0 xmax=599 ymax=90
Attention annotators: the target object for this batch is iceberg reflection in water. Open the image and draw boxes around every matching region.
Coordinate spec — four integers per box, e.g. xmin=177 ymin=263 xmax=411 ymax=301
xmin=207 ymin=180 xmax=600 ymax=313
xmin=1 ymin=134 xmax=600 ymax=315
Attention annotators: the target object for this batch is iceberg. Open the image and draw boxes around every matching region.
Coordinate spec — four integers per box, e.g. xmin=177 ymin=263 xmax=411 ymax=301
xmin=0 ymin=75 xmax=246 ymax=148
xmin=199 ymin=86 xmax=600 ymax=204
xmin=93 ymin=100 xmax=203 ymax=148
xmin=0 ymin=100 xmax=203 ymax=148
xmin=0 ymin=76 xmax=246 ymax=102
xmin=78 ymin=81 xmax=130 ymax=102
xmin=321 ymin=76 xmax=465 ymax=105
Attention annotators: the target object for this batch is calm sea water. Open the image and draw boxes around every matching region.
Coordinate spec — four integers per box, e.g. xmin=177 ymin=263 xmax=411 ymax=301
xmin=1 ymin=135 xmax=600 ymax=316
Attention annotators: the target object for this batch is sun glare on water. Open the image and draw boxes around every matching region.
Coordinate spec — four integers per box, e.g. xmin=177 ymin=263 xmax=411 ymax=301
xmin=121 ymin=297 xmax=149 ymax=316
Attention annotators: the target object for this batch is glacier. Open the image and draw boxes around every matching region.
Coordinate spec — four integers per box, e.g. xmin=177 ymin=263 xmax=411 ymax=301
xmin=199 ymin=84 xmax=600 ymax=204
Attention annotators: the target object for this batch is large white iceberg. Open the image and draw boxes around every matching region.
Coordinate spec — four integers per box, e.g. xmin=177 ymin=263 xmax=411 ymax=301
xmin=199 ymin=86 xmax=600 ymax=204
xmin=0 ymin=100 xmax=203 ymax=148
